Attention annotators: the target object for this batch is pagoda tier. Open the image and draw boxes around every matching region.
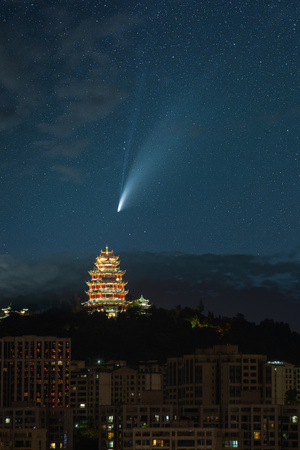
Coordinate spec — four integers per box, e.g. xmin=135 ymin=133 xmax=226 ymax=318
xmin=82 ymin=246 xmax=129 ymax=317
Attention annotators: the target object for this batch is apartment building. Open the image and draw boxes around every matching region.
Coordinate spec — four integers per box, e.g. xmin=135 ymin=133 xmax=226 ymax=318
xmin=99 ymin=403 xmax=300 ymax=450
xmin=111 ymin=363 xmax=164 ymax=405
xmin=166 ymin=344 xmax=272 ymax=405
xmin=70 ymin=360 xmax=165 ymax=425
xmin=70 ymin=360 xmax=111 ymax=425
xmin=0 ymin=406 xmax=73 ymax=450
xmin=0 ymin=336 xmax=72 ymax=450
xmin=267 ymin=360 xmax=300 ymax=404
xmin=0 ymin=336 xmax=71 ymax=408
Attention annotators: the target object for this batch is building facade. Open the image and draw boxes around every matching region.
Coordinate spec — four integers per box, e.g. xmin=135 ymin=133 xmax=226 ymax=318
xmin=70 ymin=360 xmax=112 ymax=426
xmin=70 ymin=360 xmax=165 ymax=426
xmin=166 ymin=345 xmax=272 ymax=406
xmin=0 ymin=406 xmax=73 ymax=450
xmin=0 ymin=335 xmax=72 ymax=449
xmin=0 ymin=335 xmax=70 ymax=408
xmin=99 ymin=403 xmax=300 ymax=450
xmin=267 ymin=360 xmax=300 ymax=404
xmin=97 ymin=346 xmax=300 ymax=450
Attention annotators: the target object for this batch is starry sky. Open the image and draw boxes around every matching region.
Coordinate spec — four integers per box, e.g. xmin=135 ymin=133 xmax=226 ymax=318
xmin=1 ymin=0 xmax=299 ymax=260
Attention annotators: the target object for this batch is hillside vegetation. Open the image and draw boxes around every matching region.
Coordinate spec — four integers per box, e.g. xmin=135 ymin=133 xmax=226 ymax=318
xmin=1 ymin=305 xmax=300 ymax=364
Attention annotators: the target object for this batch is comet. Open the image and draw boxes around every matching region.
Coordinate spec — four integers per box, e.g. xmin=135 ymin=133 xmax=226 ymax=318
xmin=117 ymin=172 xmax=140 ymax=212
xmin=117 ymin=100 xmax=183 ymax=213
xmin=117 ymin=196 xmax=124 ymax=212
xmin=117 ymin=125 xmax=174 ymax=212
xmin=118 ymin=71 xmax=147 ymax=213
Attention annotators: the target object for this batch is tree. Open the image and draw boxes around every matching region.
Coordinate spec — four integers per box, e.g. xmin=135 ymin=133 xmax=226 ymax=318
xmin=285 ymin=389 xmax=299 ymax=405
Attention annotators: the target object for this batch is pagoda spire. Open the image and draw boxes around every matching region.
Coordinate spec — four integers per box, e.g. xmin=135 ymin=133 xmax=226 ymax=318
xmin=82 ymin=247 xmax=128 ymax=317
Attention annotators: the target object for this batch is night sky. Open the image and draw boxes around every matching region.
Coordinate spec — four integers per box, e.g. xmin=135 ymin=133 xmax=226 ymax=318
xmin=1 ymin=0 xmax=299 ymax=259
xmin=1 ymin=1 xmax=300 ymax=329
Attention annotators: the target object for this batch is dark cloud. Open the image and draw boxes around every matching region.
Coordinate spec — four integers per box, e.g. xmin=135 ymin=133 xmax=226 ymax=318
xmin=36 ymin=139 xmax=89 ymax=158
xmin=39 ymin=76 xmax=127 ymax=137
xmin=51 ymin=164 xmax=83 ymax=183
xmin=0 ymin=108 xmax=21 ymax=131
xmin=56 ymin=13 xmax=140 ymax=64
xmin=0 ymin=253 xmax=88 ymax=299
xmin=0 ymin=8 xmax=136 ymax=137
xmin=0 ymin=41 xmax=24 ymax=91
xmin=123 ymin=251 xmax=300 ymax=331
xmin=0 ymin=23 xmax=50 ymax=122
xmin=1 ymin=251 xmax=300 ymax=331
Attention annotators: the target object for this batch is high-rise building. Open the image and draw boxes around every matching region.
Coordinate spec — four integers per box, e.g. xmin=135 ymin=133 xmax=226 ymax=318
xmin=166 ymin=345 xmax=272 ymax=406
xmin=82 ymin=247 xmax=129 ymax=317
xmin=99 ymin=403 xmax=300 ymax=450
xmin=70 ymin=360 xmax=165 ymax=425
xmin=0 ymin=336 xmax=70 ymax=408
xmin=0 ymin=336 xmax=72 ymax=449
xmin=0 ymin=406 xmax=73 ymax=450
xmin=70 ymin=360 xmax=112 ymax=426
xmin=267 ymin=360 xmax=300 ymax=404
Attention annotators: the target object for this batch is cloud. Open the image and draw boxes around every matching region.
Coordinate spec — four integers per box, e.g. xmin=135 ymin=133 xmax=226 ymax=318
xmin=1 ymin=250 xmax=300 ymax=331
xmin=0 ymin=21 xmax=51 ymax=126
xmin=39 ymin=76 xmax=127 ymax=137
xmin=56 ymin=13 xmax=141 ymax=64
xmin=0 ymin=7 xmax=138 ymax=136
xmin=51 ymin=164 xmax=83 ymax=183
xmin=0 ymin=42 xmax=23 ymax=91
xmin=122 ymin=251 xmax=300 ymax=331
xmin=36 ymin=139 xmax=89 ymax=158
xmin=0 ymin=254 xmax=88 ymax=300
xmin=36 ymin=11 xmax=138 ymax=137
xmin=0 ymin=108 xmax=21 ymax=131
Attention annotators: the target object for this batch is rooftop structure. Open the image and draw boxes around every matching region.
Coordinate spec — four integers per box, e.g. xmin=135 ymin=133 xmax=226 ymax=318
xmin=127 ymin=294 xmax=151 ymax=314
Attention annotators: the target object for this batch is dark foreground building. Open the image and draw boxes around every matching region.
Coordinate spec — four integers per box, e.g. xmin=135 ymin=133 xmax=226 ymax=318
xmin=97 ymin=346 xmax=300 ymax=450
xmin=0 ymin=336 xmax=73 ymax=450
xmin=99 ymin=403 xmax=300 ymax=449
xmin=1 ymin=336 xmax=300 ymax=449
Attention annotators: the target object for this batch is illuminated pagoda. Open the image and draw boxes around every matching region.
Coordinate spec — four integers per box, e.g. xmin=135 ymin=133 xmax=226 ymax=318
xmin=82 ymin=246 xmax=129 ymax=317
xmin=127 ymin=294 xmax=151 ymax=314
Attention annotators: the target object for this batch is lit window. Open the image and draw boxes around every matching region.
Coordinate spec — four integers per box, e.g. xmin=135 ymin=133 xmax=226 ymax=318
xmin=292 ymin=416 xmax=298 ymax=423
xmin=50 ymin=444 xmax=56 ymax=449
xmin=80 ymin=403 xmax=85 ymax=408
xmin=5 ymin=418 xmax=10 ymax=424
xmin=224 ymin=440 xmax=239 ymax=448
xmin=224 ymin=441 xmax=239 ymax=448
xmin=254 ymin=432 xmax=260 ymax=440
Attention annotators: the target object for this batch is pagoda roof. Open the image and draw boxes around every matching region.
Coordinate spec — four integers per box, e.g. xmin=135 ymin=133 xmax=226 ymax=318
xmin=97 ymin=255 xmax=119 ymax=263
xmin=84 ymin=290 xmax=129 ymax=295
xmin=82 ymin=295 xmax=128 ymax=305
xmin=96 ymin=246 xmax=120 ymax=261
xmin=89 ymin=269 xmax=125 ymax=275
xmin=87 ymin=288 xmax=128 ymax=293
xmin=87 ymin=281 xmax=127 ymax=287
